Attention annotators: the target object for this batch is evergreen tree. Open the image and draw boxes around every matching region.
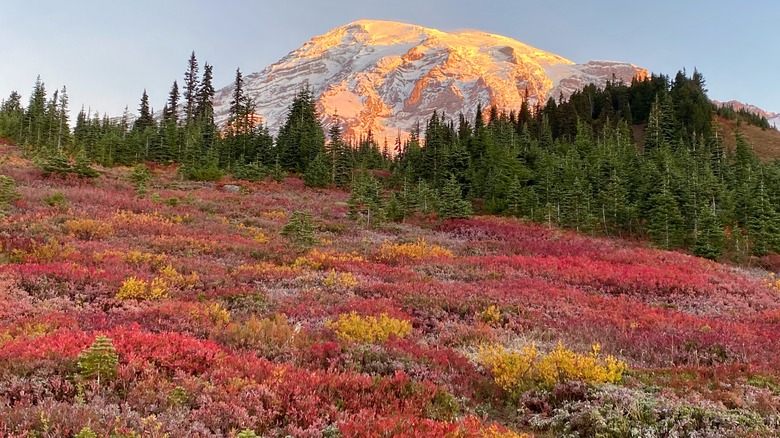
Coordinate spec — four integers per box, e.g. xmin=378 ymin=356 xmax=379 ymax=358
xmin=163 ymin=81 xmax=180 ymax=124
xmin=304 ymin=152 xmax=331 ymax=188
xmin=183 ymin=51 xmax=199 ymax=126
xmin=693 ymin=204 xmax=725 ymax=260
xmin=647 ymin=186 xmax=685 ymax=249
xmin=281 ymin=211 xmax=316 ymax=248
xmin=0 ymin=175 xmax=20 ymax=216
xmin=132 ymin=89 xmax=155 ymax=132
xmin=348 ymin=171 xmax=384 ymax=227
xmin=437 ymin=174 xmax=472 ymax=219
xmin=77 ymin=335 xmax=118 ymax=387
xmin=276 ymin=86 xmax=325 ymax=173
xmin=73 ymin=147 xmax=100 ymax=178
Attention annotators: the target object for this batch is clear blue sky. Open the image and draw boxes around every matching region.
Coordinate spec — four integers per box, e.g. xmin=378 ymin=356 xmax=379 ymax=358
xmin=2 ymin=0 xmax=778 ymax=118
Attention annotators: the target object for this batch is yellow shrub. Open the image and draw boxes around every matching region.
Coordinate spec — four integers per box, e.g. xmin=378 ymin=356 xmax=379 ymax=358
xmin=377 ymin=238 xmax=453 ymax=262
xmin=65 ymin=219 xmax=114 ymax=240
xmin=328 ymin=312 xmax=412 ymax=343
xmin=479 ymin=305 xmax=502 ymax=326
xmin=92 ymin=250 xmax=168 ymax=268
xmin=158 ymin=264 xmax=198 ymax=289
xmin=116 ymin=276 xmax=168 ymax=300
xmin=766 ymin=273 xmax=780 ymax=293
xmin=222 ymin=314 xmax=298 ymax=355
xmin=478 ymin=341 xmax=627 ymax=392
xmin=477 ymin=425 xmax=532 ymax=438
xmin=190 ymin=302 xmax=231 ymax=328
xmin=238 ymin=224 xmax=269 ymax=244
xmin=235 ymin=262 xmax=303 ymax=280
xmin=322 ymin=270 xmax=359 ymax=289
xmin=29 ymin=240 xmax=75 ymax=262
xmin=293 ymin=249 xmax=365 ymax=270
xmin=262 ymin=210 xmax=287 ymax=221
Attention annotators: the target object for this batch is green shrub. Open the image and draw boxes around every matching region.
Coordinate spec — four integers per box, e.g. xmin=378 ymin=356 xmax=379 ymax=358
xmin=281 ymin=211 xmax=316 ymax=247
xmin=0 ymin=175 xmax=20 ymax=215
xmin=77 ymin=335 xmax=119 ymax=386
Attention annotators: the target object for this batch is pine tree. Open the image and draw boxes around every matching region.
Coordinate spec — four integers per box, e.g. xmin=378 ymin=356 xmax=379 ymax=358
xmin=73 ymin=147 xmax=100 ymax=178
xmin=163 ymin=80 xmax=179 ymax=124
xmin=647 ymin=186 xmax=685 ymax=249
xmin=437 ymin=174 xmax=472 ymax=219
xmin=183 ymin=51 xmax=199 ymax=126
xmin=55 ymin=86 xmax=70 ymax=151
xmin=25 ymin=76 xmax=47 ymax=147
xmin=132 ymin=89 xmax=154 ymax=132
xmin=348 ymin=171 xmax=384 ymax=227
xmin=77 ymin=335 xmax=118 ymax=387
xmin=304 ymin=152 xmax=331 ymax=188
xmin=0 ymin=175 xmax=20 ymax=216
xmin=281 ymin=211 xmax=316 ymax=248
xmin=693 ymin=204 xmax=725 ymax=260
xmin=195 ymin=63 xmax=215 ymax=125
xmin=276 ymin=86 xmax=325 ymax=173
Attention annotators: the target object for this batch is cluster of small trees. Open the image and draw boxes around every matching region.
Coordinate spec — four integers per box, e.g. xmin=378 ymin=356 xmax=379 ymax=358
xmin=391 ymin=71 xmax=780 ymax=259
xmin=1 ymin=60 xmax=779 ymax=259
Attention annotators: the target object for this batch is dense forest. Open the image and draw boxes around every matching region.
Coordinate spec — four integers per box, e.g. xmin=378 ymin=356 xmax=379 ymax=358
xmin=1 ymin=53 xmax=779 ymax=261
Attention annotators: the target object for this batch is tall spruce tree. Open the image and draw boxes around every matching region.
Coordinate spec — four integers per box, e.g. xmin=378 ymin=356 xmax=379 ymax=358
xmin=183 ymin=51 xmax=199 ymax=127
xmin=276 ymin=86 xmax=325 ymax=173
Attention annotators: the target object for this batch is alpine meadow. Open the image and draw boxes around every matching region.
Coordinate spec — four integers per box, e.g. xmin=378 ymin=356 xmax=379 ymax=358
xmin=2 ymin=17 xmax=780 ymax=438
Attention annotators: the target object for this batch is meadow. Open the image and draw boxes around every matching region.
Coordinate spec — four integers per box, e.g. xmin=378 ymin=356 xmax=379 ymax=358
xmin=1 ymin=141 xmax=779 ymax=437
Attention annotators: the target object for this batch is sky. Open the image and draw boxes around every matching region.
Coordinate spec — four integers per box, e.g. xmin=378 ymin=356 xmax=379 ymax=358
xmin=2 ymin=0 xmax=779 ymax=118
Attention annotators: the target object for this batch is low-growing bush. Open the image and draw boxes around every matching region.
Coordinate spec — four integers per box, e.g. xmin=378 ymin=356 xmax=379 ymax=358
xmin=377 ymin=238 xmax=453 ymax=262
xmin=479 ymin=342 xmax=627 ymax=394
xmin=64 ymin=218 xmax=114 ymax=240
xmin=221 ymin=313 xmax=300 ymax=357
xmin=328 ymin=312 xmax=412 ymax=344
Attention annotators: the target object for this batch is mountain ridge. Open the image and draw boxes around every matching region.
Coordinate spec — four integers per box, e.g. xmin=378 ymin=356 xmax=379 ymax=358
xmin=212 ymin=19 xmax=647 ymax=139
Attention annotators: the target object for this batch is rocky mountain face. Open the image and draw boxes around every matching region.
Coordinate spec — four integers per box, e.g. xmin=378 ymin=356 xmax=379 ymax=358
xmin=213 ymin=20 xmax=648 ymax=139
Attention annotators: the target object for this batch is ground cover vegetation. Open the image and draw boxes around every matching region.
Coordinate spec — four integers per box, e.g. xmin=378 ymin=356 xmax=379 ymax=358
xmin=0 ymin=55 xmax=779 ymax=436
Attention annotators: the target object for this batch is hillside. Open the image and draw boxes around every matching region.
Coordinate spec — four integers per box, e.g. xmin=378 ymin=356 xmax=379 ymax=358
xmin=717 ymin=116 xmax=780 ymax=162
xmin=2 ymin=141 xmax=780 ymax=436
xmin=211 ymin=19 xmax=646 ymax=138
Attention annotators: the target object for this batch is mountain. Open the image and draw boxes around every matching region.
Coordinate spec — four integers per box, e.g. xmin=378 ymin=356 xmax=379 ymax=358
xmin=212 ymin=20 xmax=647 ymax=139
xmin=712 ymin=100 xmax=780 ymax=129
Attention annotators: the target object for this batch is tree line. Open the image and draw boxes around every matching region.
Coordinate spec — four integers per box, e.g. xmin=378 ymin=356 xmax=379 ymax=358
xmin=1 ymin=54 xmax=779 ymax=260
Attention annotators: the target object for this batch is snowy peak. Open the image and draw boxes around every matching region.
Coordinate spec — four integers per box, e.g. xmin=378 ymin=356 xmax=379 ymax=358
xmin=213 ymin=20 xmax=648 ymax=139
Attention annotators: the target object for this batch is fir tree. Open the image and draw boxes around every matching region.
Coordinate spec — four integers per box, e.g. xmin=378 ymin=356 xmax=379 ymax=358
xmin=276 ymin=86 xmax=325 ymax=173
xmin=693 ymin=204 xmax=725 ymax=260
xmin=348 ymin=171 xmax=384 ymax=227
xmin=647 ymin=186 xmax=685 ymax=249
xmin=77 ymin=335 xmax=118 ymax=387
xmin=163 ymin=80 xmax=179 ymax=124
xmin=132 ymin=89 xmax=155 ymax=132
xmin=304 ymin=152 xmax=331 ymax=188
xmin=437 ymin=174 xmax=472 ymax=219
xmin=183 ymin=51 xmax=199 ymax=126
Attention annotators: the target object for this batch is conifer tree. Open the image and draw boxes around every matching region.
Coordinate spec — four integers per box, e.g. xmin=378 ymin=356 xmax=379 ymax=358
xmin=437 ymin=174 xmax=472 ymax=219
xmin=133 ymin=89 xmax=154 ymax=132
xmin=647 ymin=186 xmax=685 ymax=249
xmin=304 ymin=152 xmax=331 ymax=188
xmin=163 ymin=80 xmax=179 ymax=124
xmin=183 ymin=51 xmax=199 ymax=126
xmin=276 ymin=86 xmax=325 ymax=173
xmin=77 ymin=335 xmax=118 ymax=387
xmin=693 ymin=204 xmax=725 ymax=260
xmin=348 ymin=171 xmax=384 ymax=227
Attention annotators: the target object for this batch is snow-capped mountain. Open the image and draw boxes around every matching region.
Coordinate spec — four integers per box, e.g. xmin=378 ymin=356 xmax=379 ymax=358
xmin=712 ymin=100 xmax=780 ymax=129
xmin=213 ymin=20 xmax=647 ymax=139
